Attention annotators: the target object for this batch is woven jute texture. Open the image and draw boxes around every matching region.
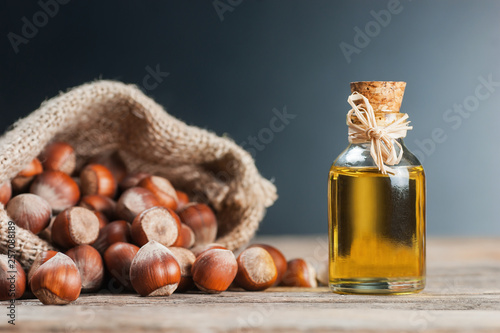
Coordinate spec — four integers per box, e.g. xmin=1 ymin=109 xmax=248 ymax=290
xmin=0 ymin=80 xmax=277 ymax=269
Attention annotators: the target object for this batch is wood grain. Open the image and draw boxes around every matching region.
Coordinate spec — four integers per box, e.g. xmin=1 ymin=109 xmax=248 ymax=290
xmin=2 ymin=237 xmax=499 ymax=332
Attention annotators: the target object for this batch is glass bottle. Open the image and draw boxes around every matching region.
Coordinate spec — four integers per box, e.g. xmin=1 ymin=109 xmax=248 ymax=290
xmin=328 ymin=81 xmax=426 ymax=295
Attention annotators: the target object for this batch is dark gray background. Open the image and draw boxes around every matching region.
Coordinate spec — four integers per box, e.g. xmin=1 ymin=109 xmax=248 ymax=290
xmin=1 ymin=1 xmax=499 ymax=236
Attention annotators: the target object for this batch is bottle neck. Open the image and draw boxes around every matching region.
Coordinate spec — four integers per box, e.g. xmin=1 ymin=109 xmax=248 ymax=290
xmin=339 ymin=138 xmax=421 ymax=168
xmin=349 ymin=138 xmax=405 ymax=148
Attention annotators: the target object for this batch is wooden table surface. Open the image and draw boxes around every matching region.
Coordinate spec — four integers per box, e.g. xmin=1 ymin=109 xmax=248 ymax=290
xmin=2 ymin=236 xmax=499 ymax=332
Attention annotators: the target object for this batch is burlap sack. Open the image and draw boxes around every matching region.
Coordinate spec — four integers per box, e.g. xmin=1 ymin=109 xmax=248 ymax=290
xmin=0 ymin=80 xmax=277 ymax=269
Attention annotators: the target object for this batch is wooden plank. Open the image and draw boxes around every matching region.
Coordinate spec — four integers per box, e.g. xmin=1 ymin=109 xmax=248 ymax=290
xmin=1 ymin=237 xmax=500 ymax=332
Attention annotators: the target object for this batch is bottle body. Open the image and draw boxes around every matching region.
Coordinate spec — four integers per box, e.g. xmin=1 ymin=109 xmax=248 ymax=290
xmin=328 ymin=140 xmax=426 ymax=294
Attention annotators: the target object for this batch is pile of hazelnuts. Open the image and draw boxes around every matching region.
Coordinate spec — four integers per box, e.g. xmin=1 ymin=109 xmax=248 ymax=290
xmin=0 ymin=142 xmax=319 ymax=305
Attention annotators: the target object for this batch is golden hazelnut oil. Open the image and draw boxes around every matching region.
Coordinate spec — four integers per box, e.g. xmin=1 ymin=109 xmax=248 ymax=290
xmin=328 ymin=166 xmax=425 ymax=294
xmin=328 ymin=81 xmax=426 ymax=294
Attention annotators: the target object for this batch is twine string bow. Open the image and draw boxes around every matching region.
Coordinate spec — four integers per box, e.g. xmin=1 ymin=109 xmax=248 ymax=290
xmin=346 ymin=92 xmax=412 ymax=175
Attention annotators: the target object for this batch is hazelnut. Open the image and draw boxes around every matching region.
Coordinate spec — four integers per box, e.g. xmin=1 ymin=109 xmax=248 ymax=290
xmin=91 ymin=220 xmax=132 ymax=254
xmin=6 ymin=194 xmax=52 ymax=234
xmin=138 ymin=175 xmax=178 ymax=210
xmin=51 ymin=207 xmax=100 ymax=249
xmin=28 ymin=250 xmax=58 ymax=285
xmin=103 ymin=242 xmax=139 ymax=291
xmin=0 ymin=182 xmax=12 ymax=206
xmin=178 ymin=203 xmax=217 ymax=246
xmin=0 ymin=255 xmax=26 ymax=300
xmin=88 ymin=151 xmax=127 ymax=183
xmin=17 ymin=157 xmax=43 ymax=177
xmin=30 ymin=171 xmax=80 ymax=213
xmin=235 ymin=247 xmax=278 ymax=291
xmin=131 ymin=206 xmax=181 ymax=247
xmin=39 ymin=142 xmax=76 ymax=175
xmin=116 ymin=187 xmax=160 ymax=222
xmin=79 ymin=195 xmax=117 ymax=220
xmin=249 ymin=244 xmax=287 ymax=286
xmin=119 ymin=172 xmax=150 ymax=192
xmin=281 ymin=259 xmax=317 ymax=288
xmin=175 ymin=190 xmax=189 ymax=211
xmin=169 ymin=247 xmax=196 ymax=292
xmin=130 ymin=241 xmax=181 ymax=296
xmin=80 ymin=164 xmax=117 ymax=198
xmin=191 ymin=243 xmax=227 ymax=257
xmin=65 ymin=245 xmax=104 ymax=293
xmin=11 ymin=158 xmax=43 ymax=193
xmin=30 ymin=252 xmax=81 ymax=305
xmin=172 ymin=223 xmax=196 ymax=249
xmin=191 ymin=249 xmax=237 ymax=294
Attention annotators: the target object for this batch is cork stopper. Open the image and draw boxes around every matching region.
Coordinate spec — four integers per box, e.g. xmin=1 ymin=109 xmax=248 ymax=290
xmin=350 ymin=81 xmax=406 ymax=113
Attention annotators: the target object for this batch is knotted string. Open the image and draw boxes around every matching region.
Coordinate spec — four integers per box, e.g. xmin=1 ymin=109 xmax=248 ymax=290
xmin=346 ymin=92 xmax=412 ymax=175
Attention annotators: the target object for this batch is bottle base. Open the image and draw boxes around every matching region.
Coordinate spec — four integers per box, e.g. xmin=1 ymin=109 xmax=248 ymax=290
xmin=329 ymin=277 xmax=425 ymax=295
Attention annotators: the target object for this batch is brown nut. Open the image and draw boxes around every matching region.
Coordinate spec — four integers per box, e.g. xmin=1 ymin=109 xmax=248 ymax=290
xmin=88 ymin=151 xmax=127 ymax=183
xmin=80 ymin=164 xmax=117 ymax=198
xmin=172 ymin=224 xmax=196 ymax=249
xmin=51 ymin=207 xmax=100 ymax=249
xmin=11 ymin=158 xmax=43 ymax=193
xmin=281 ymin=259 xmax=317 ymax=288
xmin=235 ymin=247 xmax=278 ymax=291
xmin=191 ymin=249 xmax=237 ymax=294
xmin=0 ymin=254 xmax=26 ymax=300
xmin=249 ymin=244 xmax=287 ymax=286
xmin=169 ymin=247 xmax=196 ymax=292
xmin=103 ymin=242 xmax=139 ymax=291
xmin=116 ymin=187 xmax=160 ymax=222
xmin=79 ymin=195 xmax=117 ymax=220
xmin=138 ymin=175 xmax=178 ymax=210
xmin=0 ymin=182 xmax=12 ymax=206
xmin=131 ymin=206 xmax=181 ymax=247
xmin=191 ymin=243 xmax=227 ymax=257
xmin=65 ymin=245 xmax=104 ymax=293
xmin=175 ymin=190 xmax=189 ymax=211
xmin=6 ymin=194 xmax=52 ymax=234
xmin=28 ymin=250 xmax=59 ymax=285
xmin=30 ymin=171 xmax=80 ymax=213
xmin=17 ymin=158 xmax=44 ymax=177
xmin=91 ymin=220 xmax=132 ymax=254
xmin=178 ymin=203 xmax=217 ymax=246
xmin=130 ymin=241 xmax=181 ymax=296
xmin=30 ymin=252 xmax=81 ymax=305
xmin=11 ymin=158 xmax=41 ymax=192
xmin=39 ymin=142 xmax=76 ymax=175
